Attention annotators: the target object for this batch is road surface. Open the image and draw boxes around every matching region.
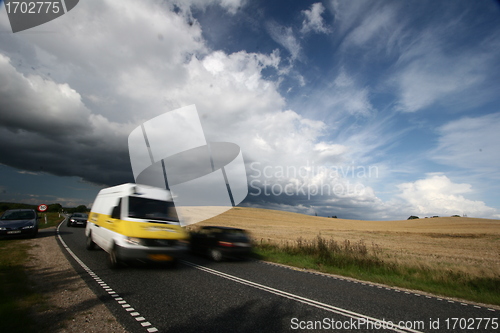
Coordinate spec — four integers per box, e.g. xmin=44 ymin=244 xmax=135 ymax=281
xmin=56 ymin=221 xmax=499 ymax=333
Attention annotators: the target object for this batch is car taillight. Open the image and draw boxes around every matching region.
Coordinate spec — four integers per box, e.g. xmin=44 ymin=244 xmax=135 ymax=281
xmin=218 ymin=241 xmax=235 ymax=247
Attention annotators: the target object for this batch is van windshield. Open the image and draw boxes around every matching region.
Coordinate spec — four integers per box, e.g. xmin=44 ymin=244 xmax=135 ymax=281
xmin=128 ymin=196 xmax=179 ymax=222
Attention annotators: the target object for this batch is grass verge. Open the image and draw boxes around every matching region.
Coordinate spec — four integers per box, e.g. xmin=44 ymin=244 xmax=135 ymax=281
xmin=0 ymin=214 xmax=64 ymax=332
xmin=255 ymin=235 xmax=500 ymax=306
xmin=38 ymin=212 xmax=65 ymax=229
xmin=0 ymin=240 xmax=42 ymax=332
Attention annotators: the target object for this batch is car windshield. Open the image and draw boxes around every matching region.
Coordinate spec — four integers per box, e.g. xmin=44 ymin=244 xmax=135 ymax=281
xmin=72 ymin=213 xmax=88 ymax=218
xmin=1 ymin=211 xmax=35 ymax=220
xmin=128 ymin=196 xmax=178 ymax=222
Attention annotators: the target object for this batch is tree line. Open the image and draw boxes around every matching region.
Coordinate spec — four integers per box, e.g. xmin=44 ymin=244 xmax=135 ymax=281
xmin=0 ymin=202 xmax=88 ymax=214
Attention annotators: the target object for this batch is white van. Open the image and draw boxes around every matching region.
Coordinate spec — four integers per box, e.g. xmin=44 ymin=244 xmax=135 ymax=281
xmin=85 ymin=183 xmax=188 ymax=268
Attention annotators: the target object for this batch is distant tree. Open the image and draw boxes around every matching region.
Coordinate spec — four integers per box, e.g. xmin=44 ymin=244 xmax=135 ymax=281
xmin=451 ymin=215 xmax=461 ymax=217
xmin=75 ymin=205 xmax=88 ymax=212
xmin=330 ymin=216 xmax=337 ymax=218
xmin=0 ymin=202 xmax=36 ymax=211
xmin=407 ymin=215 xmax=419 ymax=220
xmin=48 ymin=203 xmax=62 ymax=212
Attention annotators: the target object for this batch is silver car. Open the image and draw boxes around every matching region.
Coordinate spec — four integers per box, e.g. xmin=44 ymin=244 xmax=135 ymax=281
xmin=0 ymin=209 xmax=39 ymax=238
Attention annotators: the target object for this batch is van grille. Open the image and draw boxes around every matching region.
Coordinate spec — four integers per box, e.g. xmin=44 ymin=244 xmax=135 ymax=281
xmin=141 ymin=239 xmax=178 ymax=247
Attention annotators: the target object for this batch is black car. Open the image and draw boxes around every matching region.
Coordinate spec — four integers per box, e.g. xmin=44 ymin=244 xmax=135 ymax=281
xmin=0 ymin=209 xmax=39 ymax=238
xmin=67 ymin=213 xmax=88 ymax=227
xmin=189 ymin=226 xmax=252 ymax=261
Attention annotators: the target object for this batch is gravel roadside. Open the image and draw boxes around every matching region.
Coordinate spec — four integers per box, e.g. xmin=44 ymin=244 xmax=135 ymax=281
xmin=23 ymin=227 xmax=128 ymax=333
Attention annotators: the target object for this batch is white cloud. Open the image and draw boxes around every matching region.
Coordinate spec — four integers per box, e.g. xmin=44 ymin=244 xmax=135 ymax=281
xmin=0 ymin=53 xmax=91 ymax=137
xmin=345 ymin=5 xmax=395 ymax=46
xmin=0 ymin=0 xmax=362 ymax=203
xmin=301 ymin=3 xmax=330 ymax=34
xmin=17 ymin=170 xmax=40 ymax=176
xmin=396 ymin=174 xmax=498 ymax=218
xmin=0 ymin=0 xmax=207 ymax=123
xmin=168 ymin=0 xmax=246 ymax=15
xmin=394 ymin=53 xmax=485 ymax=113
xmin=2 ymin=0 xmax=497 ymax=220
xmin=266 ymin=21 xmax=302 ymax=61
xmin=330 ymin=0 xmax=370 ymax=33
xmin=329 ymin=1 xmax=499 ymax=114
xmin=388 ymin=12 xmax=500 ymax=113
xmin=300 ymin=68 xmax=374 ymax=124
xmin=431 ymin=113 xmax=500 ymax=176
xmin=331 ymin=70 xmax=373 ymax=116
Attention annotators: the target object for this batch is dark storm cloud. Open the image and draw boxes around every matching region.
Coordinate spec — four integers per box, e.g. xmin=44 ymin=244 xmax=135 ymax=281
xmin=0 ymin=53 xmax=134 ymax=186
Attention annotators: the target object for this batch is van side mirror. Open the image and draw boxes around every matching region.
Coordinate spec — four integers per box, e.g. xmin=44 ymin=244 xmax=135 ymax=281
xmin=111 ymin=206 xmax=120 ymax=219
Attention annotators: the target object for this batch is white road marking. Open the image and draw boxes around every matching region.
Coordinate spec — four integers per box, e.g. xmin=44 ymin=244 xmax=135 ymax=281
xmin=181 ymin=260 xmax=423 ymax=333
xmin=56 ymin=221 xmax=159 ymax=333
xmin=261 ymin=261 xmax=488 ymax=311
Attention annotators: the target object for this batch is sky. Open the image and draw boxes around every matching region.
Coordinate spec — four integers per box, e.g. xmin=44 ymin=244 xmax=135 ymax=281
xmin=0 ymin=0 xmax=499 ymax=220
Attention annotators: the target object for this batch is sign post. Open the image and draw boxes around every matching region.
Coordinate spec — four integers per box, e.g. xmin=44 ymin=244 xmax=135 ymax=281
xmin=38 ymin=204 xmax=48 ymax=224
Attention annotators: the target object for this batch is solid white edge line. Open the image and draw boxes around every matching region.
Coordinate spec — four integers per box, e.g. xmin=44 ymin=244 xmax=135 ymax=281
xmin=261 ymin=261 xmax=494 ymax=311
xmin=180 ymin=260 xmax=422 ymax=333
xmin=56 ymin=220 xmax=159 ymax=333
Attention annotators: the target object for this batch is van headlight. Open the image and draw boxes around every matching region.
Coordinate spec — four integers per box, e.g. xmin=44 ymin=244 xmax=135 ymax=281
xmin=124 ymin=237 xmax=142 ymax=245
xmin=22 ymin=225 xmax=34 ymax=229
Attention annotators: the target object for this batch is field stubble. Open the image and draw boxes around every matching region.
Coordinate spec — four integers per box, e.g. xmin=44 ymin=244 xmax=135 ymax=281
xmin=195 ymin=207 xmax=500 ymax=280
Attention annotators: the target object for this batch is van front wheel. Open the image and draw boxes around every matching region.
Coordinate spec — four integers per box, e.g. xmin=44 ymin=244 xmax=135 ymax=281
xmin=108 ymin=245 xmax=122 ymax=269
xmin=86 ymin=233 xmax=96 ymax=250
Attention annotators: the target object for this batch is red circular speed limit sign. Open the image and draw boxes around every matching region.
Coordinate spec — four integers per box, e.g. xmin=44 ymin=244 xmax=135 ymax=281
xmin=38 ymin=204 xmax=48 ymax=212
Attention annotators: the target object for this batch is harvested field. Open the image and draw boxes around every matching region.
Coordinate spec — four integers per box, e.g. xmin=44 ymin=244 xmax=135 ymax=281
xmin=190 ymin=207 xmax=500 ymax=279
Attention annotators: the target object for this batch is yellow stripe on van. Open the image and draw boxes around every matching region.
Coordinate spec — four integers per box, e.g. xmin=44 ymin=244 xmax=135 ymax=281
xmin=90 ymin=212 xmax=188 ymax=239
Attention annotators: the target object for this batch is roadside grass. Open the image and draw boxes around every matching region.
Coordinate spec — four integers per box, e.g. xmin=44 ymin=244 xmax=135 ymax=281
xmin=37 ymin=212 xmax=65 ymax=229
xmin=255 ymin=235 xmax=500 ymax=306
xmin=0 ymin=240 xmax=40 ymax=332
xmin=0 ymin=213 xmax=64 ymax=332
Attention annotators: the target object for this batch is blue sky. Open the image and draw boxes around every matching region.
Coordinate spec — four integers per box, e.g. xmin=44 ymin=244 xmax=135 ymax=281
xmin=0 ymin=0 xmax=499 ymax=220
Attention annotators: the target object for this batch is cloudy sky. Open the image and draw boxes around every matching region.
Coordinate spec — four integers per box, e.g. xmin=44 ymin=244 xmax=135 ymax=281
xmin=0 ymin=0 xmax=499 ymax=220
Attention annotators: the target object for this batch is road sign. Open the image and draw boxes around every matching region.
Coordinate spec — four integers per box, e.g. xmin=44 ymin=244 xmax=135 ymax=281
xmin=38 ymin=204 xmax=48 ymax=212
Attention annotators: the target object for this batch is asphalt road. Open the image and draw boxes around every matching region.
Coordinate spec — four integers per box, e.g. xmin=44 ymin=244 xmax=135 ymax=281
xmin=57 ymin=221 xmax=499 ymax=333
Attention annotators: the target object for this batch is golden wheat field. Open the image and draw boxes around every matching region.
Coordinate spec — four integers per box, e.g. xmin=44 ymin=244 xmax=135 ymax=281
xmin=189 ymin=207 xmax=500 ymax=278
